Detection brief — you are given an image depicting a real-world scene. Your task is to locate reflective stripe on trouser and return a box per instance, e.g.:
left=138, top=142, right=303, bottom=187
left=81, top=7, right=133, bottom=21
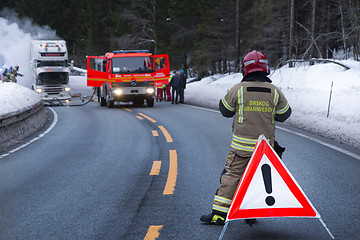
left=212, top=149, right=251, bottom=216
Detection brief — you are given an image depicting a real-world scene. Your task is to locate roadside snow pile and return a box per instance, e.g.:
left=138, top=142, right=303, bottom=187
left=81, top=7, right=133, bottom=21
left=185, top=73, right=243, bottom=109
left=272, top=60, right=360, bottom=148
left=185, top=60, right=360, bottom=148
left=0, top=82, right=41, bottom=116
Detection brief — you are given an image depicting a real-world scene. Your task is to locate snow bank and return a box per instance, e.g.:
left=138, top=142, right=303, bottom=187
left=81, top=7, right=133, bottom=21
left=271, top=61, right=360, bottom=147
left=185, top=60, right=360, bottom=149
left=0, top=82, right=41, bottom=116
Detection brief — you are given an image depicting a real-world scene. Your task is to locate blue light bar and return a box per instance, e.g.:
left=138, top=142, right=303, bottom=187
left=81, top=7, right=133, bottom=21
left=113, top=50, right=149, bottom=54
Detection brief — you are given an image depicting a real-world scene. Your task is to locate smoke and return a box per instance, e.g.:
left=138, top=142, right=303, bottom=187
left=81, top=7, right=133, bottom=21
left=0, top=8, right=61, bottom=88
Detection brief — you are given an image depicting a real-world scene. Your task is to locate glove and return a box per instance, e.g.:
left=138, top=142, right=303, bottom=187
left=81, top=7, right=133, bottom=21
left=274, top=141, right=285, bottom=158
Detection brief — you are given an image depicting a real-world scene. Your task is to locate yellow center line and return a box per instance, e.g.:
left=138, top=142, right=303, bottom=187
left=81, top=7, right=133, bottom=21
left=152, top=130, right=159, bottom=136
left=138, top=113, right=157, bottom=123
left=163, top=150, right=177, bottom=195
left=124, top=108, right=132, bottom=112
left=150, top=161, right=161, bottom=175
left=144, top=225, right=163, bottom=240
left=158, top=126, right=173, bottom=143
left=136, top=116, right=144, bottom=120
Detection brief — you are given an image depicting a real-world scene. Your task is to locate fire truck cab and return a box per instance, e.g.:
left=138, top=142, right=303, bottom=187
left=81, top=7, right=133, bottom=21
left=87, top=50, right=170, bottom=108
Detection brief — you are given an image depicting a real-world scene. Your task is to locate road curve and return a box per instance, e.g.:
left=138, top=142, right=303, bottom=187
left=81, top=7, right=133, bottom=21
left=0, top=101, right=359, bottom=240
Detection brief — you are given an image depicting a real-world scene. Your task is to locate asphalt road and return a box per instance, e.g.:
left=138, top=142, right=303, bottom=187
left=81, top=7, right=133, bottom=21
left=0, top=100, right=359, bottom=240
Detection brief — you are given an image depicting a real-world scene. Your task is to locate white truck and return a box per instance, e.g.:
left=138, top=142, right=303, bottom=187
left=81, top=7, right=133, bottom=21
left=30, top=40, right=71, bottom=101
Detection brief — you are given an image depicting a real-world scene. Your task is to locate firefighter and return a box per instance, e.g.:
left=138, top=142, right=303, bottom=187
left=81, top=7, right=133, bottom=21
left=165, top=72, right=173, bottom=101
left=156, top=83, right=165, bottom=102
left=10, top=65, right=23, bottom=83
left=170, top=71, right=182, bottom=104
left=200, top=50, right=292, bottom=225
left=3, top=72, right=11, bottom=82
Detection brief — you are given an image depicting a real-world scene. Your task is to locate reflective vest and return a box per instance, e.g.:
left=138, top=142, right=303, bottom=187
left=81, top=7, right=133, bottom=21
left=221, top=80, right=290, bottom=157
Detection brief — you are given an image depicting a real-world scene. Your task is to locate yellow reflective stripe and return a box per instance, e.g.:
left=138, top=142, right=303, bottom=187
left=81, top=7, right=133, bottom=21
left=221, top=98, right=235, bottom=112
left=272, top=89, right=280, bottom=123
left=276, top=103, right=290, bottom=114
left=238, top=86, right=244, bottom=123
left=231, top=134, right=267, bottom=152
left=214, top=196, right=232, bottom=205
left=232, top=135, right=258, bottom=145
left=231, top=141, right=255, bottom=152
left=212, top=204, right=229, bottom=213
left=273, top=89, right=279, bottom=106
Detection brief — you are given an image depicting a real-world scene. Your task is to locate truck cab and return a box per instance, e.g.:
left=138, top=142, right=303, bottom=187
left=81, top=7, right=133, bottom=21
left=30, top=40, right=71, bottom=101
left=87, top=50, right=170, bottom=108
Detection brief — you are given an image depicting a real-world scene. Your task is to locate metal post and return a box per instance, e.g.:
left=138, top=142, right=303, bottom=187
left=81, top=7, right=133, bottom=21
left=327, top=81, right=334, bottom=118
left=218, top=222, right=229, bottom=240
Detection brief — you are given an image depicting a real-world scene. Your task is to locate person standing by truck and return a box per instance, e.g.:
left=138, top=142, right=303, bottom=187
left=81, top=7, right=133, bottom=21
left=169, top=71, right=182, bottom=104
left=179, top=70, right=186, bottom=103
left=165, top=72, right=174, bottom=101
left=156, top=83, right=165, bottom=102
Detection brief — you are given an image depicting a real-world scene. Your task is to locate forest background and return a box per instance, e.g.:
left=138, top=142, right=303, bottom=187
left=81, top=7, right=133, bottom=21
left=1, top=0, right=359, bottom=78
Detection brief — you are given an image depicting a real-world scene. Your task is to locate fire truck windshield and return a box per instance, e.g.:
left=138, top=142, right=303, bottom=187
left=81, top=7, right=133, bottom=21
left=112, top=56, right=152, bottom=74
left=37, top=72, right=69, bottom=85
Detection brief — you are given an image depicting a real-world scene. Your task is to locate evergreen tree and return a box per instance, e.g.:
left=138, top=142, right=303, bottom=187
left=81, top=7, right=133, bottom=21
left=1, top=0, right=359, bottom=74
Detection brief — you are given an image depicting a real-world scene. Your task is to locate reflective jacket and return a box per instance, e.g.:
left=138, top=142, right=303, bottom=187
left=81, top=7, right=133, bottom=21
left=219, top=72, right=291, bottom=157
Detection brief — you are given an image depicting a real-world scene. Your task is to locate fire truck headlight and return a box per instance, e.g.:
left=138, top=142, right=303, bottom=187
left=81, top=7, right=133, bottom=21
left=114, top=89, right=122, bottom=95
left=146, top=87, right=155, bottom=94
left=64, top=87, right=71, bottom=92
left=35, top=88, right=42, bottom=93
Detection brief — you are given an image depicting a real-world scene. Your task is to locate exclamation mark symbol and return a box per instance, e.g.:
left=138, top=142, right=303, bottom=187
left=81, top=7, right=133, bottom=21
left=261, top=164, right=275, bottom=206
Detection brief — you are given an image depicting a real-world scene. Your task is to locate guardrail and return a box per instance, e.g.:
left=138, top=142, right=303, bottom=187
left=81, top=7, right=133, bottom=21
left=0, top=102, right=44, bottom=128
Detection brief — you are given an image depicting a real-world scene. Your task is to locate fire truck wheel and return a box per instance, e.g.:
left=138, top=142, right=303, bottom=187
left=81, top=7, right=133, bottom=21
left=107, top=99, right=114, bottom=108
left=99, top=96, right=106, bottom=106
left=146, top=98, right=154, bottom=107
left=98, top=88, right=106, bottom=106
left=106, top=94, right=114, bottom=108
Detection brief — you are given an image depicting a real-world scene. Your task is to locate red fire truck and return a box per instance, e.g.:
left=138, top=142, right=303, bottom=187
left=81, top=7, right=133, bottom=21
left=87, top=50, right=170, bottom=107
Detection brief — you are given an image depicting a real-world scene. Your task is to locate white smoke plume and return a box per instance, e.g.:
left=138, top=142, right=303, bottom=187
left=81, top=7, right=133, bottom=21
left=0, top=8, right=61, bottom=88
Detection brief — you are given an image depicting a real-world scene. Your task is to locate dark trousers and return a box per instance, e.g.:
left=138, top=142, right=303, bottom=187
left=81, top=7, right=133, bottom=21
left=179, top=88, right=184, bottom=103
left=171, top=87, right=179, bottom=104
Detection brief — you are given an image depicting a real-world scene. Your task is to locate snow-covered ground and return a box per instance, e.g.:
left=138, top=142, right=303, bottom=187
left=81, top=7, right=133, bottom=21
left=185, top=60, right=360, bottom=149
left=1, top=60, right=359, bottom=150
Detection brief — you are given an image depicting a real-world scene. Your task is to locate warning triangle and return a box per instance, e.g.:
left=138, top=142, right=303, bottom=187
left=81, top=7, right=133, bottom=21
left=227, top=135, right=320, bottom=221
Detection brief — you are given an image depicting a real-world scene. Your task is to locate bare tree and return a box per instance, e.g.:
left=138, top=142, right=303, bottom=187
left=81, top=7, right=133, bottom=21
left=310, top=0, right=316, bottom=59
left=235, top=0, right=241, bottom=72
left=338, top=0, right=348, bottom=59
left=115, top=0, right=157, bottom=52
left=289, top=0, right=295, bottom=66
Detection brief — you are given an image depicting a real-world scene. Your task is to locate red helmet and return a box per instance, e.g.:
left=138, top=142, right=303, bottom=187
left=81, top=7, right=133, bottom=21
left=241, top=50, right=270, bottom=76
